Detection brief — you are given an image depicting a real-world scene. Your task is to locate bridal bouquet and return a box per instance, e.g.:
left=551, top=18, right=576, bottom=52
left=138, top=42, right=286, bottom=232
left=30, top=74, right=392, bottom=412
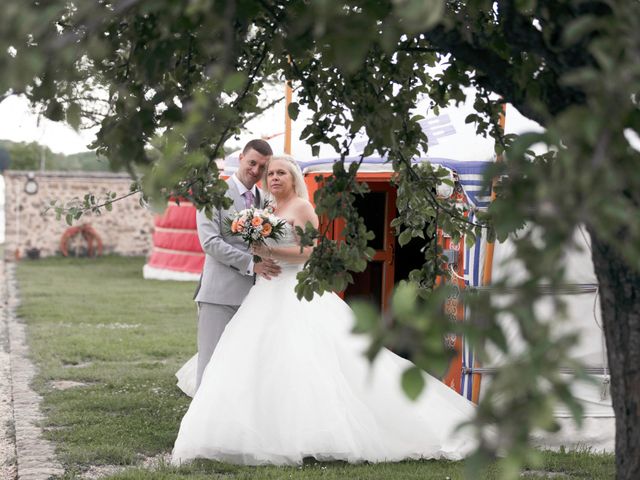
left=225, top=207, right=287, bottom=262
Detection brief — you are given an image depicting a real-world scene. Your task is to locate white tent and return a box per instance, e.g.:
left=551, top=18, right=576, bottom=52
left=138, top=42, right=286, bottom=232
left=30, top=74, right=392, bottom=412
left=477, top=227, right=614, bottom=451
left=224, top=89, right=498, bottom=173
left=459, top=107, right=614, bottom=451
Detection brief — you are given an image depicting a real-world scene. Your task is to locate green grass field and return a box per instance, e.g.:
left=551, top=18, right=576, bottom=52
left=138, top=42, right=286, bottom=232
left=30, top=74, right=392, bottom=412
left=17, top=256, right=196, bottom=476
left=15, top=256, right=615, bottom=479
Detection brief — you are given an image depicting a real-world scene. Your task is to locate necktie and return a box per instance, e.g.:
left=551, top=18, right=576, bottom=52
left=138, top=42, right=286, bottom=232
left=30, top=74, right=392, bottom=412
left=243, top=190, right=255, bottom=209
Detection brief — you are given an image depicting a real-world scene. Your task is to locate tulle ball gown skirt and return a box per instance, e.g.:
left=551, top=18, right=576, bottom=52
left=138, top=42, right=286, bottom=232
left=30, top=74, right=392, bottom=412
left=171, top=266, right=477, bottom=466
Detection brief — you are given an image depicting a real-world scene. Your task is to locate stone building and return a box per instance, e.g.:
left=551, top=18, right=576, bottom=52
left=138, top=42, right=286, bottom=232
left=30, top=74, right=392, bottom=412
left=3, top=171, right=155, bottom=259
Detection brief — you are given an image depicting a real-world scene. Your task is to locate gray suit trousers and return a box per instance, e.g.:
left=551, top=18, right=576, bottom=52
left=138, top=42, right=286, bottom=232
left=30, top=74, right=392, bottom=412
left=196, top=302, right=239, bottom=390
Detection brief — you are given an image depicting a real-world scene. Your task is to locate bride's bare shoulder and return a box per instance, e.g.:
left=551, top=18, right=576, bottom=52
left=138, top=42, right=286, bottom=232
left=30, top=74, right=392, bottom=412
left=292, top=197, right=313, bottom=210
left=291, top=198, right=318, bottom=227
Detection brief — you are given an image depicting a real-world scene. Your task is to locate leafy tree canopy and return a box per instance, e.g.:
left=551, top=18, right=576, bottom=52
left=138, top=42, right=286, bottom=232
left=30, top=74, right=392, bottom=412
left=1, top=1, right=639, bottom=478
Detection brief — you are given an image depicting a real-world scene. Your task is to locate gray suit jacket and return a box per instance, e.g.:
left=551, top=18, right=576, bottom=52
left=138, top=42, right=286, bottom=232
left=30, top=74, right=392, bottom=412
left=193, top=177, right=263, bottom=306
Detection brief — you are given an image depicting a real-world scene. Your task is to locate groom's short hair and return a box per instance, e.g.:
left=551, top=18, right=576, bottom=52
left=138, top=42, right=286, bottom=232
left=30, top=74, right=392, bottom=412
left=243, top=139, right=273, bottom=157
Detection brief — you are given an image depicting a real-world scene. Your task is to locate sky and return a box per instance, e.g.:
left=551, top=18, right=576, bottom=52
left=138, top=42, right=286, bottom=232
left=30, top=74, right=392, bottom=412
left=2, top=88, right=638, bottom=244
left=3, top=89, right=637, bottom=160
left=0, top=95, right=98, bottom=243
left=0, top=90, right=287, bottom=156
left=0, top=95, right=98, bottom=154
left=0, top=89, right=539, bottom=247
left=0, top=89, right=545, bottom=159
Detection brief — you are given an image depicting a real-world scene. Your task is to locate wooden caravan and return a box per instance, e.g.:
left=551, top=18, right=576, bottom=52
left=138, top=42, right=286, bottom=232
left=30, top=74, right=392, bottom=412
left=144, top=95, right=497, bottom=396
left=298, top=156, right=493, bottom=394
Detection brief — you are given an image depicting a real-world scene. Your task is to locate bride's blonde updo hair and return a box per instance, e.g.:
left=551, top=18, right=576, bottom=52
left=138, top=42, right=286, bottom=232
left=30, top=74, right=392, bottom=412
left=263, top=155, right=309, bottom=201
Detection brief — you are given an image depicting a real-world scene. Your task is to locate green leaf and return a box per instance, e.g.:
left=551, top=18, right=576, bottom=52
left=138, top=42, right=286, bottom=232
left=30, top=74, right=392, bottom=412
left=330, top=32, right=371, bottom=74
left=222, top=72, right=246, bottom=93
left=393, top=0, right=444, bottom=34
left=287, top=102, right=299, bottom=121
left=562, top=15, right=599, bottom=46
left=401, top=366, right=425, bottom=401
left=555, top=383, right=585, bottom=425
left=515, top=0, right=537, bottom=13
left=66, top=102, right=82, bottom=130
left=303, top=286, right=314, bottom=302
left=350, top=301, right=379, bottom=334
left=465, top=113, right=479, bottom=124
left=45, top=100, right=65, bottom=122
left=353, top=257, right=367, bottom=272
left=487, top=325, right=509, bottom=352
left=398, top=229, right=413, bottom=247
left=497, top=456, right=522, bottom=480
left=392, top=282, right=417, bottom=319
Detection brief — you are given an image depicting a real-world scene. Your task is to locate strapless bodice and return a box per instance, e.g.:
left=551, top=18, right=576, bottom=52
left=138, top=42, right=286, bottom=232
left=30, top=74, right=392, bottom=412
left=264, top=221, right=298, bottom=248
left=261, top=222, right=302, bottom=273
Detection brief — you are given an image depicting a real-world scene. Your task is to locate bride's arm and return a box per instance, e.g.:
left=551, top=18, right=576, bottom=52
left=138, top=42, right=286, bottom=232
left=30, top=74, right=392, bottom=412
left=259, top=201, right=319, bottom=264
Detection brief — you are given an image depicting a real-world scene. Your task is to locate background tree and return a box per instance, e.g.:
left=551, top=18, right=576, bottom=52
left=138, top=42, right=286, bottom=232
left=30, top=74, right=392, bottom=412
left=0, top=146, right=10, bottom=171
left=1, top=1, right=638, bottom=478
left=0, top=140, right=43, bottom=171
left=0, top=140, right=113, bottom=171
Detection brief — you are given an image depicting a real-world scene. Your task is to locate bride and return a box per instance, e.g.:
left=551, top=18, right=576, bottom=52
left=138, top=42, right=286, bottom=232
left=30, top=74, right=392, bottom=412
left=171, top=155, right=477, bottom=466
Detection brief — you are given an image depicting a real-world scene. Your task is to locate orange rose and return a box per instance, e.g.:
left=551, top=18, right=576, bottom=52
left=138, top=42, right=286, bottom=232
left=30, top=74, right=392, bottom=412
left=261, top=223, right=272, bottom=236
left=251, top=216, right=264, bottom=227
left=236, top=219, right=245, bottom=232
left=231, top=220, right=238, bottom=233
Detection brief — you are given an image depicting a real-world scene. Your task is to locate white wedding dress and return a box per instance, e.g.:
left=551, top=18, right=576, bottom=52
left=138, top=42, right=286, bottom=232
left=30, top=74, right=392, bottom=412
left=171, top=224, right=477, bottom=466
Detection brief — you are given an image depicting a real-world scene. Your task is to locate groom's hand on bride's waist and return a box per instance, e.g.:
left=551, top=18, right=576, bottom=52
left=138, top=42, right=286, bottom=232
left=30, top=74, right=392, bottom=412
left=254, top=258, right=281, bottom=280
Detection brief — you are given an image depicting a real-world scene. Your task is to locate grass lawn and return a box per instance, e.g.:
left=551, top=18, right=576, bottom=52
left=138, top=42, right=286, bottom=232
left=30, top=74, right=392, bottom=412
left=16, top=256, right=615, bottom=479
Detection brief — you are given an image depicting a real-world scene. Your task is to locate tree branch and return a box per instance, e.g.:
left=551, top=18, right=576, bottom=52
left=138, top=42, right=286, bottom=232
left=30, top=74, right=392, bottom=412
left=396, top=151, right=486, bottom=229
left=421, top=23, right=586, bottom=125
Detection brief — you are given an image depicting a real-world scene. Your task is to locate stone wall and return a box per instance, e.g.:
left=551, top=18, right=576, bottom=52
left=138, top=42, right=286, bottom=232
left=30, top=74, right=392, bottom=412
left=3, top=171, right=155, bottom=259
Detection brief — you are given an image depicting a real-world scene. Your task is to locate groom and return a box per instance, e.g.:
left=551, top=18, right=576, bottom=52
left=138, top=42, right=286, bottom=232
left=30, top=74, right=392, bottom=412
left=193, top=139, right=281, bottom=390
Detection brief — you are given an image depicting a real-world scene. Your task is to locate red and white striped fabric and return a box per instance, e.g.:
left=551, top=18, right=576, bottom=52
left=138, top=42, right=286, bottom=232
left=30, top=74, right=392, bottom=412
left=143, top=199, right=203, bottom=281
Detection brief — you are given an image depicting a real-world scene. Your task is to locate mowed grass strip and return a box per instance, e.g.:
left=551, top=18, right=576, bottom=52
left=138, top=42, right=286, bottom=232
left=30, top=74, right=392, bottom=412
left=16, top=256, right=615, bottom=479
left=16, top=256, right=196, bottom=472
left=107, top=458, right=469, bottom=479
left=94, top=449, right=616, bottom=480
